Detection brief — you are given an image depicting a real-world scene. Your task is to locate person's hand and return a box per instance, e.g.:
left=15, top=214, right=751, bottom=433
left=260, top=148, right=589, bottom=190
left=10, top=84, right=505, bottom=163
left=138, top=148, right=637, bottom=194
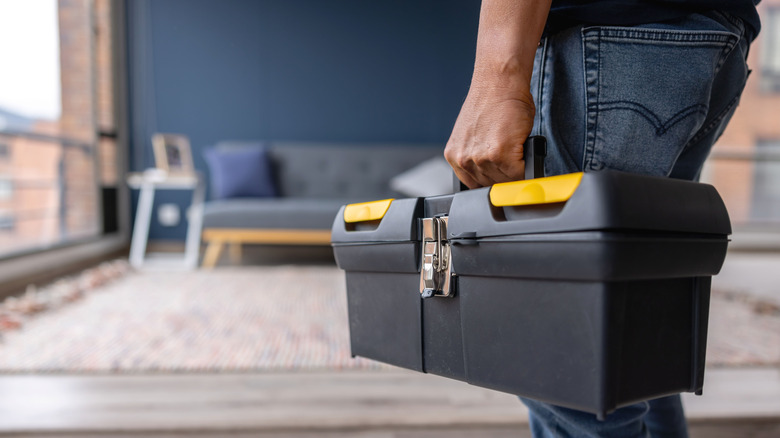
left=443, top=0, right=550, bottom=189
left=444, top=82, right=535, bottom=189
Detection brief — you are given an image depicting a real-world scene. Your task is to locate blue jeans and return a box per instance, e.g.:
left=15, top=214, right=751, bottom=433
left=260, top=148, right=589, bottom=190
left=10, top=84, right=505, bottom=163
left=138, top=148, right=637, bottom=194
left=523, top=10, right=752, bottom=438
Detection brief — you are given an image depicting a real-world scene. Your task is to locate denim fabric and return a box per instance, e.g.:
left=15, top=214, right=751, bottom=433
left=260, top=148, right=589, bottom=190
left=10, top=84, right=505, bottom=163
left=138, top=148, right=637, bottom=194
left=524, top=10, right=752, bottom=438
left=521, top=395, right=687, bottom=438
left=532, top=11, right=751, bottom=181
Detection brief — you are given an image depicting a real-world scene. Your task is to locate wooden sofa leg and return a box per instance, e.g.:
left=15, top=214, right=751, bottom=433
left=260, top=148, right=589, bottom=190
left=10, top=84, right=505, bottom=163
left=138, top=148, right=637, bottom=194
left=202, top=240, right=224, bottom=269
left=229, top=242, right=242, bottom=264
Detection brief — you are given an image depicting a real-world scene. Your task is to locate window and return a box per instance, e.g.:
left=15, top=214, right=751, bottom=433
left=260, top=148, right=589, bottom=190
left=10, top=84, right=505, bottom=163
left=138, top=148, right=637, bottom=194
left=0, top=212, right=14, bottom=231
left=0, top=178, right=11, bottom=200
left=0, top=0, right=119, bottom=257
left=750, top=141, right=780, bottom=222
left=760, top=7, right=780, bottom=93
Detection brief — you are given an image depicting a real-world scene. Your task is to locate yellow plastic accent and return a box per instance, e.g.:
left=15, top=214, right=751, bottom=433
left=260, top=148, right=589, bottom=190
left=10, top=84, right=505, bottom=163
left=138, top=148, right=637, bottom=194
left=490, top=173, right=584, bottom=207
left=344, top=198, right=394, bottom=223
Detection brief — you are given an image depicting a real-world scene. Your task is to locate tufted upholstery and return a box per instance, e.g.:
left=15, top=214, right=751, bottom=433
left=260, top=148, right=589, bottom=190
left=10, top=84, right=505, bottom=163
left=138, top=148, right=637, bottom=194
left=202, top=141, right=444, bottom=232
left=268, top=142, right=443, bottom=199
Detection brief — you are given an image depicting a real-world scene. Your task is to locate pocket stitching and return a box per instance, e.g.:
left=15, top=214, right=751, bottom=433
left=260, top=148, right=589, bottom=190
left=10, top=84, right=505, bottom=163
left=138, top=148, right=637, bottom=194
left=596, top=101, right=708, bottom=136
left=581, top=26, right=740, bottom=172
left=584, top=26, right=739, bottom=43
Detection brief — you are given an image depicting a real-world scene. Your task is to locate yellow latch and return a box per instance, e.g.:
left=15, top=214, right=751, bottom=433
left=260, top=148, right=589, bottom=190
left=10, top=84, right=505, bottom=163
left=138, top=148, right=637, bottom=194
left=490, top=173, right=583, bottom=207
left=343, top=199, right=394, bottom=223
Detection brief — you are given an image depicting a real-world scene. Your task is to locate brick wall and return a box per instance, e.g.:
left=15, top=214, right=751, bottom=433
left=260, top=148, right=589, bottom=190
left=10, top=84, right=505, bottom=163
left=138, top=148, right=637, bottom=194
left=708, top=1, right=780, bottom=224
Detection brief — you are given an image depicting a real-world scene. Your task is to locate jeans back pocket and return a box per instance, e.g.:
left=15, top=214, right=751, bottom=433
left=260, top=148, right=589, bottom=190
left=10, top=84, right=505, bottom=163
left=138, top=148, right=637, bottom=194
left=582, top=23, right=740, bottom=176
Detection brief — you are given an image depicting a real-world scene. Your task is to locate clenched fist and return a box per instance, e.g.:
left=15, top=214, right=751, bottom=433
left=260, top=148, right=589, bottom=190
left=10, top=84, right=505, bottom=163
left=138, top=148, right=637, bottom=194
left=445, top=84, right=535, bottom=189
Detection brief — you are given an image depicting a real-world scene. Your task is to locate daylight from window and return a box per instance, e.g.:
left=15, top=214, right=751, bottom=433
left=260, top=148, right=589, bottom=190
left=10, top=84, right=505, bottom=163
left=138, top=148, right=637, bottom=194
left=0, top=0, right=103, bottom=258
left=0, top=0, right=61, bottom=123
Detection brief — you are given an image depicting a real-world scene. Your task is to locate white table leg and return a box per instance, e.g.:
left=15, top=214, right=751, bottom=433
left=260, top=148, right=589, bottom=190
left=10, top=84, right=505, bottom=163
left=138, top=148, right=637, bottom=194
left=129, top=182, right=155, bottom=269
left=184, top=176, right=206, bottom=269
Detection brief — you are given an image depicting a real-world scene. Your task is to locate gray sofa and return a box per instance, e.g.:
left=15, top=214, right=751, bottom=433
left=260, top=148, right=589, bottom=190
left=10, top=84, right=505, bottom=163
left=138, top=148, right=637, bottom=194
left=201, top=141, right=444, bottom=267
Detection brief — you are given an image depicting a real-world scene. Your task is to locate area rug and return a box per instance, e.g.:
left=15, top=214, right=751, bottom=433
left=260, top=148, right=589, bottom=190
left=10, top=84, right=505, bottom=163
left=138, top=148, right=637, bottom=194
left=0, top=266, right=384, bottom=372
left=0, top=264, right=777, bottom=373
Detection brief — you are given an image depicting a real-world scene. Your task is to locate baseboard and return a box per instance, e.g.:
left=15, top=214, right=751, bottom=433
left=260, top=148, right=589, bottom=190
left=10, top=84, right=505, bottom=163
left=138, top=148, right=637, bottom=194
left=0, top=236, right=129, bottom=300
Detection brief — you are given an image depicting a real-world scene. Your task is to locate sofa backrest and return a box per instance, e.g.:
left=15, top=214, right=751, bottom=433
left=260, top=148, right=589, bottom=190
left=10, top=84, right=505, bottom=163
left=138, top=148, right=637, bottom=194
left=268, top=142, right=443, bottom=199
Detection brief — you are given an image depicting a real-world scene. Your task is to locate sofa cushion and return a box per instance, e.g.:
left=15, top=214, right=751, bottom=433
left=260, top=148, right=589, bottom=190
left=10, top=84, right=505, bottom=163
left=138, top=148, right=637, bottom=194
left=203, top=198, right=363, bottom=230
left=268, top=143, right=443, bottom=199
left=203, top=145, right=277, bottom=199
left=390, top=156, right=455, bottom=197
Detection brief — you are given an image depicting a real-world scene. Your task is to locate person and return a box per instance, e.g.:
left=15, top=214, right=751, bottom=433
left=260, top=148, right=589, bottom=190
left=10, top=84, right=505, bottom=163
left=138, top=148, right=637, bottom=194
left=444, top=0, right=760, bottom=437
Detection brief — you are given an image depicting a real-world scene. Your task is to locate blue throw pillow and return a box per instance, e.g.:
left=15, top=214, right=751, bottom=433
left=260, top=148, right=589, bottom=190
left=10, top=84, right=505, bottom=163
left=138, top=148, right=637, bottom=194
left=203, top=145, right=277, bottom=199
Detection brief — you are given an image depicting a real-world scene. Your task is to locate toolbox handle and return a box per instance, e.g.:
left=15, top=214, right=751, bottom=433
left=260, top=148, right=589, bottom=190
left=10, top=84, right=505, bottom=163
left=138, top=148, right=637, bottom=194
left=451, top=136, right=547, bottom=192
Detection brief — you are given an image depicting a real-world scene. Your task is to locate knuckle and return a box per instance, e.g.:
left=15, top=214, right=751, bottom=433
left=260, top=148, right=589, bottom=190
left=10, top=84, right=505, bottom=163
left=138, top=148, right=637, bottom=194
left=454, top=153, right=474, bottom=170
left=443, top=147, right=457, bottom=164
left=472, top=154, right=490, bottom=167
left=485, top=148, right=504, bottom=164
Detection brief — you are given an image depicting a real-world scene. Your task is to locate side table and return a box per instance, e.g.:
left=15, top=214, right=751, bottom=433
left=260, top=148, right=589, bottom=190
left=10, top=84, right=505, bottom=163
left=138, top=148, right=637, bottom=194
left=127, top=170, right=205, bottom=270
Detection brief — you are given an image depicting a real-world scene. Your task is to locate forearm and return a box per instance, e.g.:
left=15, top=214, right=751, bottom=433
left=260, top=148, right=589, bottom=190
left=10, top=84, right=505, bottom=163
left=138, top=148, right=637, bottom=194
left=444, top=0, right=552, bottom=188
left=472, top=0, right=552, bottom=90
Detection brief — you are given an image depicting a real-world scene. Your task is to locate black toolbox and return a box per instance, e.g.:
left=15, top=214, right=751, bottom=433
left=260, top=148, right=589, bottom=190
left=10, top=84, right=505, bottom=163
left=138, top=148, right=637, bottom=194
left=330, top=138, right=730, bottom=419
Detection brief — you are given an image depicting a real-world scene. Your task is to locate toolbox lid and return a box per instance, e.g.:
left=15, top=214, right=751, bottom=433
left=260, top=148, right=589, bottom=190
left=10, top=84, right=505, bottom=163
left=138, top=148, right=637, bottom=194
left=331, top=197, right=423, bottom=244
left=448, top=170, right=731, bottom=239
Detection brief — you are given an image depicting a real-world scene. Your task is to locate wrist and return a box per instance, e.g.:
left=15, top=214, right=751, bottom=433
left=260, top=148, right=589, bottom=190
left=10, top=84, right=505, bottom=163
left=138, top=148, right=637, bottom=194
left=471, top=56, right=532, bottom=92
left=471, top=32, right=538, bottom=91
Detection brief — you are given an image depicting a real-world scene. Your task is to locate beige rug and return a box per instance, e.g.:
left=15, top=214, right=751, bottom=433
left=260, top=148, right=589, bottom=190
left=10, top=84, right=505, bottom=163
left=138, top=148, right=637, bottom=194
left=0, top=265, right=776, bottom=372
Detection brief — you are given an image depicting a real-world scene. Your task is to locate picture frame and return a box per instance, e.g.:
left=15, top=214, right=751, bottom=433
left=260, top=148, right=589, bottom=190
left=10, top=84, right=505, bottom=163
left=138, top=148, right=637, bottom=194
left=152, top=133, right=195, bottom=175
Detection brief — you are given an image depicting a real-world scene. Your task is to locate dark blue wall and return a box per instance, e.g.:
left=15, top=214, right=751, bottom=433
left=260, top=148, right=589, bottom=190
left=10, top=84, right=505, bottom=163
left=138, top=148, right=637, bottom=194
left=127, top=0, right=479, bottom=239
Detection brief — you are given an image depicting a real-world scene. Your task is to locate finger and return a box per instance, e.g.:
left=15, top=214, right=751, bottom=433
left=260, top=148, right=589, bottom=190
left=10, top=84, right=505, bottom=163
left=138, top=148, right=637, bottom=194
left=473, top=148, right=521, bottom=185
left=494, top=143, right=526, bottom=182
left=496, top=159, right=526, bottom=182
left=471, top=163, right=506, bottom=188
left=452, top=165, right=482, bottom=190
left=450, top=154, right=492, bottom=189
left=462, top=157, right=498, bottom=188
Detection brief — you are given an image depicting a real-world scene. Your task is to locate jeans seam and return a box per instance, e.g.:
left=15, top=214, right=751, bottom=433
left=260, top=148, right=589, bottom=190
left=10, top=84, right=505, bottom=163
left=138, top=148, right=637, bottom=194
left=582, top=30, right=601, bottom=171
left=686, top=89, right=743, bottom=147
left=537, top=37, right=548, bottom=138
left=596, top=101, right=708, bottom=136
left=591, top=26, right=739, bottom=42
left=580, top=31, right=588, bottom=171
left=713, top=35, right=740, bottom=75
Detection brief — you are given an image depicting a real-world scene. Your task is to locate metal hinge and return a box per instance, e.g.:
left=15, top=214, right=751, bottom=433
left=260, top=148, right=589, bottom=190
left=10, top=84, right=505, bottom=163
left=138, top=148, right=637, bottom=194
left=419, top=216, right=453, bottom=298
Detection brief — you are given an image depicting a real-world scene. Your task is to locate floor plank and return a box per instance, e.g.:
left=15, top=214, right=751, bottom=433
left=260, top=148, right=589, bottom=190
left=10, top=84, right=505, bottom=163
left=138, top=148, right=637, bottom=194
left=0, top=368, right=777, bottom=435
left=0, top=371, right=525, bottom=433
left=2, top=422, right=780, bottom=438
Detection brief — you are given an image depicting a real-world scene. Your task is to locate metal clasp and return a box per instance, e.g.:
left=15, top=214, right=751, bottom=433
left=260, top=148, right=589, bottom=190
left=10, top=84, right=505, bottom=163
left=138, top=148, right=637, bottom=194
left=419, top=216, right=453, bottom=298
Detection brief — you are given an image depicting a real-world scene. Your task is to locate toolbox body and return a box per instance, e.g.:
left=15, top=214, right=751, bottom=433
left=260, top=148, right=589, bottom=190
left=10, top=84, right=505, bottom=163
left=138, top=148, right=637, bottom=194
left=331, top=166, right=730, bottom=419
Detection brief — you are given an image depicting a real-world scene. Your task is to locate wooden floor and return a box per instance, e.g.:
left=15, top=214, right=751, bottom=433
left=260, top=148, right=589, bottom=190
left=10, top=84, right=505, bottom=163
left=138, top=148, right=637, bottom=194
left=0, top=368, right=778, bottom=437
left=1, top=424, right=780, bottom=438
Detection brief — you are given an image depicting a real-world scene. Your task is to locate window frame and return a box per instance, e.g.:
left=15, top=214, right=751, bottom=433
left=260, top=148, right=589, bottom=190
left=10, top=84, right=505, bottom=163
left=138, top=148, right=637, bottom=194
left=0, top=0, right=129, bottom=295
left=760, top=6, right=780, bottom=93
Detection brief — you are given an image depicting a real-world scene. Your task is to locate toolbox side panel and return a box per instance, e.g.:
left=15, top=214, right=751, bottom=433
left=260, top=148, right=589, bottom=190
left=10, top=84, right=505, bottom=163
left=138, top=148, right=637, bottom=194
left=691, top=277, right=711, bottom=394
left=333, top=242, right=420, bottom=273
left=458, top=276, right=710, bottom=415
left=422, top=287, right=466, bottom=381
left=346, top=272, right=423, bottom=372
left=611, top=278, right=706, bottom=405
left=459, top=277, right=607, bottom=413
